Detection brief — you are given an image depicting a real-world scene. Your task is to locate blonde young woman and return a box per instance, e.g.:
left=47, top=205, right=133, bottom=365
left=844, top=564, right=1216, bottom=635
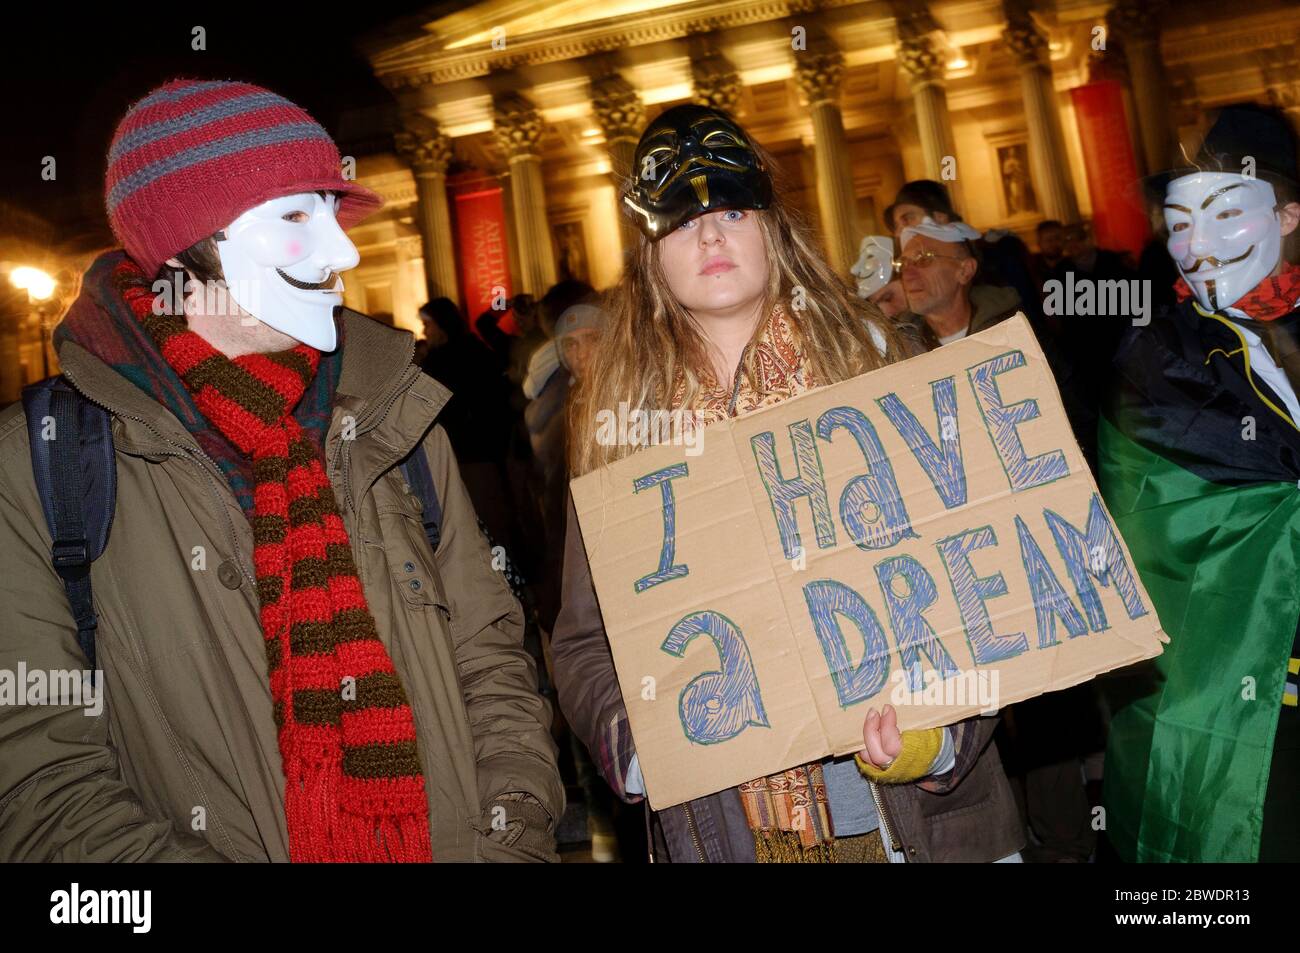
left=551, top=105, right=1024, bottom=863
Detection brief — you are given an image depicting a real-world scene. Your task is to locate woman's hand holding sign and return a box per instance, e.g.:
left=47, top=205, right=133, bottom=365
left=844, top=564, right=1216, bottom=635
left=861, top=705, right=903, bottom=768
left=857, top=704, right=945, bottom=784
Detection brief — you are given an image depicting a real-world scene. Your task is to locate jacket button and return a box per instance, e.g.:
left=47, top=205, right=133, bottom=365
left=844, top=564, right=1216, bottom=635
left=217, top=561, right=242, bottom=590
left=403, top=561, right=416, bottom=573
left=409, top=579, right=422, bottom=592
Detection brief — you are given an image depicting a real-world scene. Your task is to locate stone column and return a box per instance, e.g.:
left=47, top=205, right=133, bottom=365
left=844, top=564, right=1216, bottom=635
left=394, top=115, right=458, bottom=303
left=0, top=340, right=18, bottom=403
left=0, top=289, right=23, bottom=406
left=394, top=234, right=427, bottom=333
left=1108, top=0, right=1173, bottom=175
left=1003, top=1, right=1079, bottom=222
left=794, top=46, right=861, bottom=274
left=499, top=170, right=523, bottom=297
left=896, top=27, right=961, bottom=207
left=494, top=95, right=556, bottom=297
left=590, top=72, right=647, bottom=258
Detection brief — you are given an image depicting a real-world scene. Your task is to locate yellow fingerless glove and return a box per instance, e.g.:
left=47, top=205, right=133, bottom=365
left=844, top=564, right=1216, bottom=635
left=855, top=727, right=944, bottom=784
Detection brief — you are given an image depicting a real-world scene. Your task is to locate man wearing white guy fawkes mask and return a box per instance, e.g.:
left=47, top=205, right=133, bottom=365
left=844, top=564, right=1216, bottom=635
left=1164, top=173, right=1294, bottom=315
left=0, top=79, right=561, bottom=863
left=1098, top=104, right=1300, bottom=864
left=210, top=190, right=360, bottom=352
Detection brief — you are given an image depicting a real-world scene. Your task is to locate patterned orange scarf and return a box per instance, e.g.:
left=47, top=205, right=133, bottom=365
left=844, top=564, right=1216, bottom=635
left=680, top=303, right=836, bottom=862
left=677, top=301, right=820, bottom=422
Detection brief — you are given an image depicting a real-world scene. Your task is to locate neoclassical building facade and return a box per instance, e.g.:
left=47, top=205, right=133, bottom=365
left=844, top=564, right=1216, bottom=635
left=339, top=0, right=1300, bottom=337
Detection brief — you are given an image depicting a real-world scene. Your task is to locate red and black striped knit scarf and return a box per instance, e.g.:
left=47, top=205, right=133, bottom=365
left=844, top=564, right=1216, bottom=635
left=122, top=267, right=432, bottom=863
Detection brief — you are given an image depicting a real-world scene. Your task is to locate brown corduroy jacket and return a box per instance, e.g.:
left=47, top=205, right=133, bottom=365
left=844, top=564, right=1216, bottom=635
left=0, top=310, right=563, bottom=861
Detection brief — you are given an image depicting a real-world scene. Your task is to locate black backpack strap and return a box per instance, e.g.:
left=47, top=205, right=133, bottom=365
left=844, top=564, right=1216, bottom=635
left=398, top=440, right=442, bottom=554
left=22, top=377, right=117, bottom=670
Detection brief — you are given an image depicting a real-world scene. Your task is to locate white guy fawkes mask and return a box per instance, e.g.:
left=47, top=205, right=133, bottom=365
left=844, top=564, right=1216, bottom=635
left=851, top=235, right=894, bottom=299
left=1164, top=171, right=1282, bottom=313
left=214, top=191, right=360, bottom=351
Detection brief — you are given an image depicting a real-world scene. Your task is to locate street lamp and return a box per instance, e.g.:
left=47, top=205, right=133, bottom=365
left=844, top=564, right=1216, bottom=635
left=9, top=266, right=58, bottom=378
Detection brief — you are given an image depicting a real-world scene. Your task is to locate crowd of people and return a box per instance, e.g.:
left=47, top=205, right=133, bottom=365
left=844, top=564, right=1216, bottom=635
left=419, top=101, right=1300, bottom=864
left=1, top=77, right=1295, bottom=864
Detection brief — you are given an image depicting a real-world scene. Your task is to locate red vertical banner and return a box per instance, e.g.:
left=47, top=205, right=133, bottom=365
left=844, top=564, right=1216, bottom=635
left=1070, top=80, right=1150, bottom=259
left=452, top=185, right=512, bottom=324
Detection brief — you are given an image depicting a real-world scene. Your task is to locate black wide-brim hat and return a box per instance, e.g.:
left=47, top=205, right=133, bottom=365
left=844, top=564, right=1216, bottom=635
left=622, top=104, right=773, bottom=241
left=1140, top=102, right=1300, bottom=209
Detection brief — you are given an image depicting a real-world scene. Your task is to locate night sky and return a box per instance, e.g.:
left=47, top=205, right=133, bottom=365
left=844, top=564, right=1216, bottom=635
left=1, top=4, right=459, bottom=250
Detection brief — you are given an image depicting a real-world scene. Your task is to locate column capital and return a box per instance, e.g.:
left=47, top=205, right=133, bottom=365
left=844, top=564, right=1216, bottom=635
left=1263, top=42, right=1300, bottom=111
left=1268, top=82, right=1300, bottom=112
left=493, top=94, right=545, bottom=160
left=691, top=51, right=743, bottom=114
left=395, top=233, right=424, bottom=261
left=394, top=115, right=452, bottom=175
left=590, top=73, right=646, bottom=143
left=1107, top=0, right=1168, bottom=44
left=896, top=31, right=943, bottom=86
left=794, top=48, right=845, bottom=107
left=1002, top=1, right=1049, bottom=68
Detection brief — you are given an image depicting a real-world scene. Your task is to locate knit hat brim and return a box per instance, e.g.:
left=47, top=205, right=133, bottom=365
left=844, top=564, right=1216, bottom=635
left=125, top=176, right=383, bottom=278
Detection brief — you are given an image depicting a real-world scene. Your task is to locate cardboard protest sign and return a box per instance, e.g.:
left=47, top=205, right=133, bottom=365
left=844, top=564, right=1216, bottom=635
left=570, top=315, right=1167, bottom=810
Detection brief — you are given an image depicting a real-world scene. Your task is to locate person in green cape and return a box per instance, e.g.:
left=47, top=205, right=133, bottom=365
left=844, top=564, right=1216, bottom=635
left=1101, top=103, right=1300, bottom=862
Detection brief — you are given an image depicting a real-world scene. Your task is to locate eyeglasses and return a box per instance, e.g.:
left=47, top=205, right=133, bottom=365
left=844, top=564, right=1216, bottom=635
left=893, top=250, right=967, bottom=270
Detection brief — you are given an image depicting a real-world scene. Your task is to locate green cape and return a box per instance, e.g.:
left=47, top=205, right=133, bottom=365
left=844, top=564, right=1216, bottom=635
left=1099, top=303, right=1297, bottom=862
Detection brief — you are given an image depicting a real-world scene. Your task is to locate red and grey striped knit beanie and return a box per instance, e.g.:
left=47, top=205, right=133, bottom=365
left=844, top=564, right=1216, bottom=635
left=106, top=79, right=382, bottom=277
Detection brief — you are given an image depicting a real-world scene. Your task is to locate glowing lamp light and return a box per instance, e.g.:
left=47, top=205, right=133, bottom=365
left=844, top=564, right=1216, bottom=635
left=10, top=266, right=56, bottom=301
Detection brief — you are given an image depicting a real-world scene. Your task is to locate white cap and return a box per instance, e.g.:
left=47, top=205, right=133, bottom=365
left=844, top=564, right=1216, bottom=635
left=899, top=215, right=982, bottom=249
left=555, top=302, right=605, bottom=342
left=850, top=235, right=894, bottom=298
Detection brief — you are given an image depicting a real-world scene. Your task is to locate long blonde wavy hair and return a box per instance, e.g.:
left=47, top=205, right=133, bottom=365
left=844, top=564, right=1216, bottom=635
left=568, top=143, right=902, bottom=477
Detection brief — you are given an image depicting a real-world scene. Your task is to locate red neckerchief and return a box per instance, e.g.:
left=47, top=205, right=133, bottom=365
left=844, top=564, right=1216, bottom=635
left=1175, top=261, right=1300, bottom=320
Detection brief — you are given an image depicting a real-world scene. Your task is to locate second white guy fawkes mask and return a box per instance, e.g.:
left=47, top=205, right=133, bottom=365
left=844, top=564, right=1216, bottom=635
left=1163, top=171, right=1282, bottom=313
left=215, top=191, right=361, bottom=351
left=850, top=235, right=895, bottom=299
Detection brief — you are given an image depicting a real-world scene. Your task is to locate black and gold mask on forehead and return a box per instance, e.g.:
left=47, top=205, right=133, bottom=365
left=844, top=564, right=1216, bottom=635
left=623, top=104, right=772, bottom=241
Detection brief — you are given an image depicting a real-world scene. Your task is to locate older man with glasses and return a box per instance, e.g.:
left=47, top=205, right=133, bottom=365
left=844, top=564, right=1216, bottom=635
left=894, top=218, right=1023, bottom=349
